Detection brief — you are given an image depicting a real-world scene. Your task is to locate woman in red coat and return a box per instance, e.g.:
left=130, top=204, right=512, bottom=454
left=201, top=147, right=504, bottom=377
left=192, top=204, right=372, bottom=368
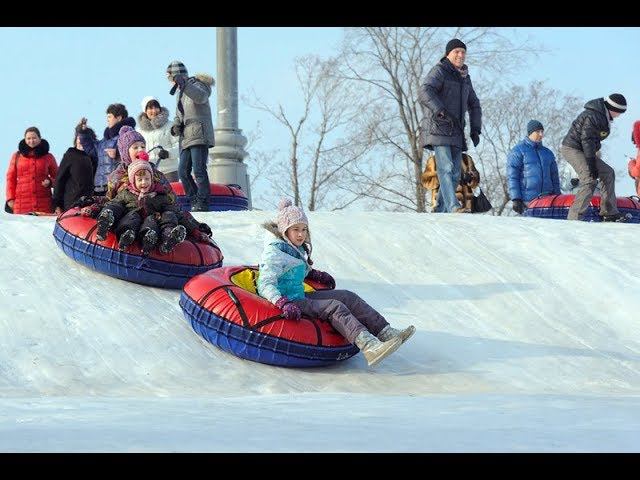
left=628, top=121, right=640, bottom=197
left=5, top=127, right=58, bottom=214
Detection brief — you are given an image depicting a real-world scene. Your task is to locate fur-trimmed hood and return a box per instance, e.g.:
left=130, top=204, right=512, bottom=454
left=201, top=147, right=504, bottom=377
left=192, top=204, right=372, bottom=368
left=137, top=107, right=170, bottom=132
left=194, top=73, right=215, bottom=87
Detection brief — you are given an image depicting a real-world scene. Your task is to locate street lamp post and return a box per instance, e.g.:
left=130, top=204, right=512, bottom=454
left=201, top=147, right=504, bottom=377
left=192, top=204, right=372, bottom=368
left=209, top=27, right=251, bottom=208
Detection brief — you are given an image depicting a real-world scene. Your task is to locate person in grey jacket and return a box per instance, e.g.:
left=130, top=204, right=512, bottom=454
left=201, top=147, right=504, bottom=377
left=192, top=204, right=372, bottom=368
left=418, top=39, right=482, bottom=213
left=167, top=60, right=215, bottom=211
left=561, top=94, right=628, bottom=222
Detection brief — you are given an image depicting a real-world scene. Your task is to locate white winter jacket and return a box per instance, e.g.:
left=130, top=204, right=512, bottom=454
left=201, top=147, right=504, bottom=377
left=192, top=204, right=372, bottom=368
left=136, top=107, right=179, bottom=178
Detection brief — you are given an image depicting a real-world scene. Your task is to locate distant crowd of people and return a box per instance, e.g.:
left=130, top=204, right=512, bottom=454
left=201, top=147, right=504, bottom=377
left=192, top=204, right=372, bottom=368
left=417, top=38, right=635, bottom=222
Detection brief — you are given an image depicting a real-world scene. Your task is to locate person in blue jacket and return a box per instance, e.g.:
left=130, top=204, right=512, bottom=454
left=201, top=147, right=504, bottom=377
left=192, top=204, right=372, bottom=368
left=506, top=120, right=560, bottom=214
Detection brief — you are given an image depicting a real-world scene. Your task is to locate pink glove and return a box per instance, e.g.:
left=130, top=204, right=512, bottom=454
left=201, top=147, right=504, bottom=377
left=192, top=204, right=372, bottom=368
left=306, top=269, right=336, bottom=289
left=275, top=297, right=301, bottom=321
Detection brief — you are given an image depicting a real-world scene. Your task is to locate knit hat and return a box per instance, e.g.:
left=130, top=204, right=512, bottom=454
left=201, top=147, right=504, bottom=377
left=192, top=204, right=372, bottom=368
left=141, top=96, right=160, bottom=113
left=276, top=198, right=308, bottom=236
left=166, top=60, right=188, bottom=80
left=527, top=120, right=544, bottom=135
left=128, top=159, right=154, bottom=191
left=445, top=39, right=467, bottom=57
left=117, top=125, right=146, bottom=165
left=604, top=93, right=627, bottom=113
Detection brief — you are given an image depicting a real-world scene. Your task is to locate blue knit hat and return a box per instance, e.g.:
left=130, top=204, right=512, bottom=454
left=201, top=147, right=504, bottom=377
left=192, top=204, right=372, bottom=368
left=527, top=120, right=544, bottom=135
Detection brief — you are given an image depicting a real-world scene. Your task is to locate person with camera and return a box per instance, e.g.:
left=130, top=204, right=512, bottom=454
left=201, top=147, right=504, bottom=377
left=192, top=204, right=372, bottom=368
left=418, top=38, right=482, bottom=213
left=506, top=120, right=560, bottom=215
left=167, top=60, right=215, bottom=212
left=136, top=96, right=180, bottom=182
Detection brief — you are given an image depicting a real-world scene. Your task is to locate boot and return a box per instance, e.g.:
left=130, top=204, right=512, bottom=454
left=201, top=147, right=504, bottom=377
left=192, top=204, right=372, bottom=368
left=159, top=225, right=187, bottom=254
left=117, top=229, right=136, bottom=251
left=354, top=330, right=402, bottom=367
left=377, top=324, right=416, bottom=344
left=140, top=229, right=158, bottom=255
left=96, top=209, right=115, bottom=241
left=601, top=212, right=630, bottom=223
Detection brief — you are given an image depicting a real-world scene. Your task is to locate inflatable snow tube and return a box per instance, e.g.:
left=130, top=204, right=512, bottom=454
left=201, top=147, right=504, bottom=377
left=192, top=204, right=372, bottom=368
left=180, top=265, right=359, bottom=367
left=523, top=194, right=640, bottom=223
left=170, top=182, right=249, bottom=212
left=53, top=208, right=224, bottom=289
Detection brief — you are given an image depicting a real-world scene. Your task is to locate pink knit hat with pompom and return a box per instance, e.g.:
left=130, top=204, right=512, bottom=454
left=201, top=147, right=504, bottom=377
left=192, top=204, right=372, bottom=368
left=128, top=160, right=154, bottom=192
left=276, top=198, right=308, bottom=236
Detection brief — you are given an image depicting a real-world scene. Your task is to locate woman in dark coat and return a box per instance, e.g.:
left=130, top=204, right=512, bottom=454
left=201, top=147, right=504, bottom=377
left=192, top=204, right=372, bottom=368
left=53, top=126, right=98, bottom=213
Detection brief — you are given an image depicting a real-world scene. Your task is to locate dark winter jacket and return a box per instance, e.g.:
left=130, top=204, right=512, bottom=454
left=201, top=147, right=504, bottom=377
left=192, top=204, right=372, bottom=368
left=107, top=188, right=180, bottom=219
left=506, top=137, right=560, bottom=202
left=418, top=58, right=482, bottom=150
left=52, top=148, right=95, bottom=210
left=562, top=98, right=611, bottom=160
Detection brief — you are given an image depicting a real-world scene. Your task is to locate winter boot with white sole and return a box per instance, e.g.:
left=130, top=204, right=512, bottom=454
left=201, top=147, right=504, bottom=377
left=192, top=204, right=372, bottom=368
left=354, top=330, right=402, bottom=367
left=377, top=325, right=416, bottom=344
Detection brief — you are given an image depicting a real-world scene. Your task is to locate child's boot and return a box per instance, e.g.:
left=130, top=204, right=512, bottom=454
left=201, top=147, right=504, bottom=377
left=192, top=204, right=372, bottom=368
left=140, top=229, right=158, bottom=255
left=117, top=229, right=136, bottom=251
left=96, top=209, right=115, bottom=241
left=377, top=324, right=416, bottom=344
left=159, top=225, right=187, bottom=254
left=354, top=330, right=402, bottom=367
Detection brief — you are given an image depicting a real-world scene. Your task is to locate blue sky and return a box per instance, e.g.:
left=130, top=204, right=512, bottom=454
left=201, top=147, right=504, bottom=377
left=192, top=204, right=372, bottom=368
left=1, top=26, right=639, bottom=207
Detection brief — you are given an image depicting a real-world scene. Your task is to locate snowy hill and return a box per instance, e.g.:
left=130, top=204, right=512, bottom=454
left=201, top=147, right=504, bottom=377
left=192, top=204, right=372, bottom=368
left=0, top=211, right=639, bottom=452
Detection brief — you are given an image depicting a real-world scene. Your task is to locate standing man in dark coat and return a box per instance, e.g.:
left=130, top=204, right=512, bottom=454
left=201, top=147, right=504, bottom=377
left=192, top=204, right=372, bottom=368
left=419, top=39, right=482, bottom=213
left=561, top=94, right=628, bottom=222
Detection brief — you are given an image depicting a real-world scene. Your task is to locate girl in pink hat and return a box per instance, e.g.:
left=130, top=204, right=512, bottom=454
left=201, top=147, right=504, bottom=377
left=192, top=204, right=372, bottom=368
left=256, top=198, right=415, bottom=368
left=95, top=153, right=186, bottom=254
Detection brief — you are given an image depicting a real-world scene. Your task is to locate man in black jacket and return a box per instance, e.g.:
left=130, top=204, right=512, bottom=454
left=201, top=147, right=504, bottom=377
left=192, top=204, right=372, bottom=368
left=418, top=38, right=482, bottom=213
left=561, top=94, right=627, bottom=222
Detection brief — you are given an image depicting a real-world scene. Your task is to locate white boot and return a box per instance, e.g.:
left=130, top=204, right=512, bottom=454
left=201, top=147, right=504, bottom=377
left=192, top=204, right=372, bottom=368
left=354, top=330, right=402, bottom=367
left=378, top=325, right=416, bottom=344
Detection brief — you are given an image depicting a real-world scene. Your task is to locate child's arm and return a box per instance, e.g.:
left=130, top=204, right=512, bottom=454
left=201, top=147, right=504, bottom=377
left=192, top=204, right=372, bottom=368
left=258, top=245, right=287, bottom=305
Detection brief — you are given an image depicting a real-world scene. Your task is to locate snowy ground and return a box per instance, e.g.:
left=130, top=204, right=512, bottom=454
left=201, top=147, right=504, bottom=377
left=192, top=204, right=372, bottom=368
left=0, top=210, right=639, bottom=452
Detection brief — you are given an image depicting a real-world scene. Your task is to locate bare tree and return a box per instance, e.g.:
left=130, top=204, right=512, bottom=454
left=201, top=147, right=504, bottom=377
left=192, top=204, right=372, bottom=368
left=245, top=55, right=371, bottom=211
left=473, top=80, right=583, bottom=215
left=333, top=27, right=539, bottom=212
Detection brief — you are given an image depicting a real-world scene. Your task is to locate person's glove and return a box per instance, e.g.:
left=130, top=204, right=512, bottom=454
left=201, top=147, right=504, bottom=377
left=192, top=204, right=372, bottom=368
left=171, top=124, right=183, bottom=137
left=174, top=74, right=187, bottom=89
left=306, top=269, right=336, bottom=289
left=470, top=132, right=480, bottom=148
left=512, top=199, right=525, bottom=215
left=587, top=159, right=599, bottom=180
left=158, top=148, right=169, bottom=160
left=436, top=109, right=448, bottom=120
left=73, top=195, right=96, bottom=208
left=198, top=222, right=212, bottom=237
left=135, top=151, right=149, bottom=161
left=275, top=297, right=301, bottom=321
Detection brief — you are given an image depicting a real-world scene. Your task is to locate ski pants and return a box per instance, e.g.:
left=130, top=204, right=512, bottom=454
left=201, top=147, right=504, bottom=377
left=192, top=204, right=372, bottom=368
left=561, top=145, right=619, bottom=220
left=292, top=289, right=389, bottom=344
